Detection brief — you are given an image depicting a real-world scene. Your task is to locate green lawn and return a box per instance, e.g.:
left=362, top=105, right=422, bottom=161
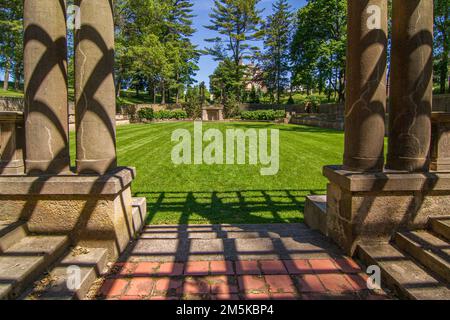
left=70, top=122, right=345, bottom=225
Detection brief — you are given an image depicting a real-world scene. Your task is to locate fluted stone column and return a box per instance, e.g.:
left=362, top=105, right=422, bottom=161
left=387, top=0, right=434, bottom=172
left=343, top=0, right=388, bottom=172
left=75, top=0, right=117, bottom=174
left=24, top=0, right=70, bottom=174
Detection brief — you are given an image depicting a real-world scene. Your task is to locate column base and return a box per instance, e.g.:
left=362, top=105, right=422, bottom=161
left=76, top=158, right=117, bottom=175
left=0, top=159, right=24, bottom=175
left=0, top=167, right=145, bottom=261
left=316, top=165, right=450, bottom=255
left=385, top=157, right=430, bottom=173
left=25, top=159, right=71, bottom=175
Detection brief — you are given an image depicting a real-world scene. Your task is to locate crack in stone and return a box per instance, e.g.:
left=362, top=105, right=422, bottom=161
left=45, top=125, right=54, bottom=159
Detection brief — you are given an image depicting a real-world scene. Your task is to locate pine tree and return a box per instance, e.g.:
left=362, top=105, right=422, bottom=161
left=262, top=0, right=293, bottom=104
left=205, top=0, right=264, bottom=101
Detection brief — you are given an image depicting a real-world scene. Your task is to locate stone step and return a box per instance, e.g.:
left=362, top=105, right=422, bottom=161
left=23, top=247, right=108, bottom=300
left=357, top=243, right=450, bottom=300
left=430, top=217, right=450, bottom=242
left=0, top=221, right=27, bottom=253
left=126, top=236, right=342, bottom=262
left=141, top=223, right=313, bottom=240
left=132, top=197, right=147, bottom=236
left=0, top=235, right=69, bottom=299
left=395, top=231, right=450, bottom=283
left=304, top=195, right=327, bottom=236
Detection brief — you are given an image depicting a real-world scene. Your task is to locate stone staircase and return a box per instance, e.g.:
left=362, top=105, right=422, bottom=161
left=358, top=217, right=450, bottom=300
left=304, top=195, right=450, bottom=300
left=0, top=197, right=146, bottom=300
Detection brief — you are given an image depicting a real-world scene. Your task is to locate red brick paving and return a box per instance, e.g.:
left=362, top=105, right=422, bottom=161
left=265, top=275, right=295, bottom=293
left=125, top=277, right=154, bottom=296
left=283, top=259, right=312, bottom=274
left=235, top=260, right=260, bottom=275
left=260, top=260, right=288, bottom=275
left=184, top=261, right=210, bottom=276
left=98, top=258, right=389, bottom=300
left=238, top=275, right=267, bottom=293
left=210, top=261, right=234, bottom=275
left=157, top=262, right=184, bottom=276
left=308, top=259, right=340, bottom=273
left=317, top=274, right=355, bottom=292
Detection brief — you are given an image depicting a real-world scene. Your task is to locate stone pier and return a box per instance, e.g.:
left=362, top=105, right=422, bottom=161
left=0, top=0, right=145, bottom=261
left=305, top=0, right=448, bottom=256
left=23, top=0, right=70, bottom=174
left=387, top=0, right=434, bottom=172
left=75, top=0, right=117, bottom=175
left=343, top=0, right=387, bottom=172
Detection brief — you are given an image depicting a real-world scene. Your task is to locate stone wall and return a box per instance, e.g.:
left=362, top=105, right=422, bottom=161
left=290, top=95, right=450, bottom=132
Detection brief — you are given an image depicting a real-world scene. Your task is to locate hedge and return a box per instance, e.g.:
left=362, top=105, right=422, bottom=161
left=240, top=110, right=286, bottom=121
left=137, top=108, right=188, bottom=120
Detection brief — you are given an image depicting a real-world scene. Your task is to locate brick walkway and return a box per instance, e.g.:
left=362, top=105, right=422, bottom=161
left=95, top=224, right=390, bottom=300
left=97, top=259, right=389, bottom=300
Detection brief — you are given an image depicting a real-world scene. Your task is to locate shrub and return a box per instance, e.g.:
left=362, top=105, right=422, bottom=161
left=240, top=109, right=286, bottom=121
left=154, top=110, right=188, bottom=120
left=137, top=107, right=154, bottom=120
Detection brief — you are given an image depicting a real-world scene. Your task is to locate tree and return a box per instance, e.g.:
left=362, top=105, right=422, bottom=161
left=260, top=0, right=293, bottom=104
left=0, top=0, right=23, bottom=91
left=434, top=0, right=450, bottom=93
left=205, top=0, right=264, bottom=101
left=291, top=0, right=346, bottom=102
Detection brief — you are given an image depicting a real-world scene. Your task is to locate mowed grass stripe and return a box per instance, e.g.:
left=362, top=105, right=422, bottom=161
left=70, top=122, right=344, bottom=224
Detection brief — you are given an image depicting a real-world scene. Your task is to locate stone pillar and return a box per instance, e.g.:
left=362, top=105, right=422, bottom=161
left=0, top=112, right=24, bottom=175
left=387, top=0, right=434, bottom=172
left=343, top=0, right=388, bottom=172
left=75, top=0, right=117, bottom=175
left=24, top=0, right=70, bottom=174
left=430, top=113, right=450, bottom=171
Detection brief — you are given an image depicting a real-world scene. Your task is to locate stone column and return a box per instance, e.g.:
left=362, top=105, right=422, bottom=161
left=386, top=0, right=434, bottom=172
left=75, top=0, right=117, bottom=175
left=343, top=0, right=388, bottom=172
left=24, top=0, right=70, bottom=174
left=0, top=112, right=24, bottom=175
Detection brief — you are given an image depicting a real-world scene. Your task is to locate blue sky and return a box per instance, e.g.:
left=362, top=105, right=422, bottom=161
left=191, top=0, right=306, bottom=86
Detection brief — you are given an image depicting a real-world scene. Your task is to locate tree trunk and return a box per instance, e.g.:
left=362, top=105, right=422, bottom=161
left=161, top=82, right=166, bottom=104
left=3, top=59, right=10, bottom=91
left=14, top=62, right=21, bottom=90
left=115, top=75, right=122, bottom=97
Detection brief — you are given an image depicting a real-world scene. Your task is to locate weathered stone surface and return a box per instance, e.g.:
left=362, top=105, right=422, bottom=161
left=0, top=112, right=24, bottom=175
left=23, top=0, right=70, bottom=174
left=343, top=0, right=387, bottom=172
left=0, top=235, right=69, bottom=299
left=430, top=217, right=450, bottom=241
left=324, top=165, right=450, bottom=192
left=387, top=0, right=434, bottom=172
left=0, top=221, right=27, bottom=253
left=358, top=244, right=450, bottom=300
left=0, top=166, right=135, bottom=196
left=323, top=166, right=450, bottom=254
left=25, top=248, right=108, bottom=300
left=304, top=195, right=328, bottom=236
left=0, top=167, right=142, bottom=261
left=75, top=0, right=117, bottom=174
left=430, top=113, right=450, bottom=171
left=395, top=231, right=450, bottom=283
